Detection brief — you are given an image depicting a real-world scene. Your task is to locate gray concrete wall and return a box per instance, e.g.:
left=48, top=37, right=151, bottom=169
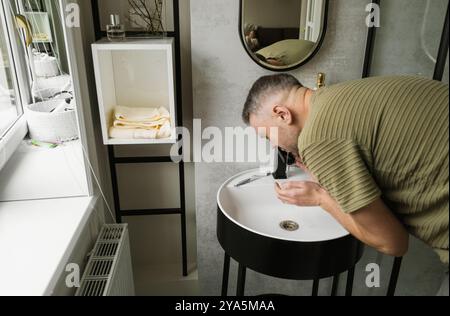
left=372, top=0, right=448, bottom=79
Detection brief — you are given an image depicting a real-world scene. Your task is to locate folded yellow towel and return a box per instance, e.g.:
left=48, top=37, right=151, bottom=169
left=114, top=106, right=170, bottom=123
left=109, top=122, right=172, bottom=140
left=113, top=117, right=169, bottom=129
left=110, top=106, right=172, bottom=140
left=109, top=127, right=158, bottom=140
left=157, top=122, right=172, bottom=139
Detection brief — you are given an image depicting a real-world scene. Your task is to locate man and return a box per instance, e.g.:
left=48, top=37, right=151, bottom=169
left=242, top=74, right=449, bottom=295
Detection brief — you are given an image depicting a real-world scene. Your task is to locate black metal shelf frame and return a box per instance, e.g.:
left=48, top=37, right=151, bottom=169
left=92, top=0, right=188, bottom=277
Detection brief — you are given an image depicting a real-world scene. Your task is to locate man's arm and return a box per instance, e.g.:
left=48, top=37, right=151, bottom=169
left=276, top=181, right=409, bottom=257
left=320, top=191, right=409, bottom=257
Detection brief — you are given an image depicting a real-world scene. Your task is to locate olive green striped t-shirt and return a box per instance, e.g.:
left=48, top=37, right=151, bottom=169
left=298, top=76, right=449, bottom=263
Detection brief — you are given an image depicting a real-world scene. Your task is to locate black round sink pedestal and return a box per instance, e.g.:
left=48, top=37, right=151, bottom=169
left=217, top=207, right=364, bottom=297
left=216, top=169, right=365, bottom=297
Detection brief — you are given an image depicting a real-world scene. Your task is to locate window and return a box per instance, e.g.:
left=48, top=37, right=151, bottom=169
left=0, top=0, right=89, bottom=200
left=0, top=0, right=80, bottom=173
left=0, top=2, right=22, bottom=139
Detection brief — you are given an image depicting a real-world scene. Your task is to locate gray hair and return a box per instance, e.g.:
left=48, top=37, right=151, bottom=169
left=242, top=74, right=303, bottom=124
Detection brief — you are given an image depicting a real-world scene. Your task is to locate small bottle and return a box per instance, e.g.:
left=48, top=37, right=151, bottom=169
left=107, top=14, right=125, bottom=42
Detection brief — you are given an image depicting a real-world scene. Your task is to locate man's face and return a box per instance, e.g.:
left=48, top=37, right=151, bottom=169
left=249, top=109, right=301, bottom=156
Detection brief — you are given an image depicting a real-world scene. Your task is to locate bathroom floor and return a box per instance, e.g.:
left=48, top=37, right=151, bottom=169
left=134, top=265, right=199, bottom=296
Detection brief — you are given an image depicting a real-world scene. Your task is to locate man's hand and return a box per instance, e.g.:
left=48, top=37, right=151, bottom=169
left=275, top=181, right=324, bottom=207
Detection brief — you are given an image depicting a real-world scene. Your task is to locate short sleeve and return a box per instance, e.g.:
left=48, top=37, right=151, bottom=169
left=300, top=139, right=382, bottom=214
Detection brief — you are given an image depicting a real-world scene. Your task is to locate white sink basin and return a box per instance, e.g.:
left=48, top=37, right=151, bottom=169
left=217, top=169, right=349, bottom=243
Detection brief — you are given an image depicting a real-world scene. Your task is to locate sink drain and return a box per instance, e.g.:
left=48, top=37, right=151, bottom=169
left=280, top=220, right=299, bottom=232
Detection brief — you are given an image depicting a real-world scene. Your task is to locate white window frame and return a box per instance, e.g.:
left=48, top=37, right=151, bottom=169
left=58, top=0, right=94, bottom=196
left=0, top=0, right=31, bottom=171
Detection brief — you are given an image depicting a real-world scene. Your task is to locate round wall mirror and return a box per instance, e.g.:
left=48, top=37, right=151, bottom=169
left=240, top=0, right=329, bottom=72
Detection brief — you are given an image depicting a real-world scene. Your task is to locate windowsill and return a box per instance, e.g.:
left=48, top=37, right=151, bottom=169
left=0, top=139, right=89, bottom=201
left=0, top=196, right=96, bottom=296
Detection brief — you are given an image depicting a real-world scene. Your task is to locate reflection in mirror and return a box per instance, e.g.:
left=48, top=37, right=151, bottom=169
left=241, top=0, right=328, bottom=71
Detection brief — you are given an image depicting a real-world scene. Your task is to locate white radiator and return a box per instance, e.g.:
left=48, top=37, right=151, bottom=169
left=76, top=224, right=135, bottom=296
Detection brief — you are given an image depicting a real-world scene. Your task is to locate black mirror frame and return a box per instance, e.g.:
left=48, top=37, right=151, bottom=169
left=239, top=0, right=329, bottom=72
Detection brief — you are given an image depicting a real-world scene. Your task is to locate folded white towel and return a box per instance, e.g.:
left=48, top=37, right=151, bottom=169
left=113, top=117, right=169, bottom=129
left=110, top=106, right=172, bottom=140
left=109, top=122, right=172, bottom=140
left=114, top=106, right=170, bottom=123
left=110, top=127, right=158, bottom=140
left=157, top=121, right=172, bottom=139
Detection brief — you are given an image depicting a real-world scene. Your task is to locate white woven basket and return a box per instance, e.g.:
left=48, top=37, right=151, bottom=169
left=34, top=55, right=60, bottom=77
left=25, top=100, right=79, bottom=143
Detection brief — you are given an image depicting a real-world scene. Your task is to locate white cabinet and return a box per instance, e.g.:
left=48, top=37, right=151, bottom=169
left=92, top=38, right=177, bottom=145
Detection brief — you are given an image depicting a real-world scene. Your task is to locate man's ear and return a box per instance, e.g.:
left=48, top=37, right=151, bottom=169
left=273, top=105, right=293, bottom=124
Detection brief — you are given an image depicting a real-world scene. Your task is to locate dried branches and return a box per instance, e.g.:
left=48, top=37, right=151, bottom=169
left=127, top=0, right=165, bottom=34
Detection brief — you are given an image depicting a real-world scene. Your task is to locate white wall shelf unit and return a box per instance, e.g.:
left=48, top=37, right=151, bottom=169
left=92, top=38, right=177, bottom=145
